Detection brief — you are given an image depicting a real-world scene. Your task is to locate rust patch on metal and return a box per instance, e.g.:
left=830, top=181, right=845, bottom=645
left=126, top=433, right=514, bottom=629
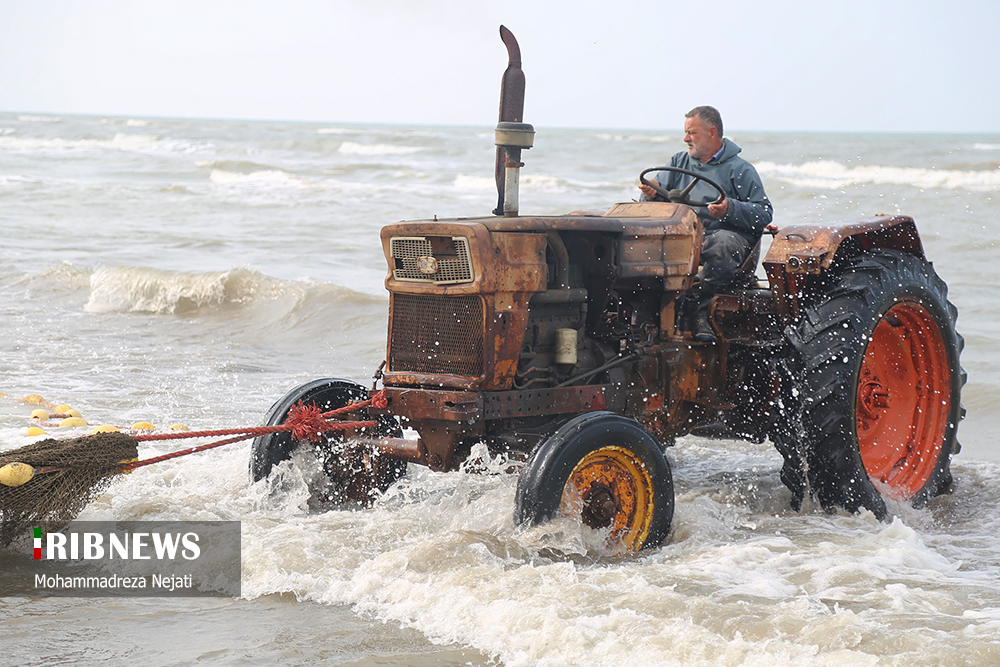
left=764, top=215, right=923, bottom=274
left=380, top=387, right=483, bottom=422
left=483, top=385, right=608, bottom=419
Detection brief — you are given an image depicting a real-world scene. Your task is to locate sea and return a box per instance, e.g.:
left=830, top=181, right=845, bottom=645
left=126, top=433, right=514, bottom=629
left=1, top=111, right=999, bottom=666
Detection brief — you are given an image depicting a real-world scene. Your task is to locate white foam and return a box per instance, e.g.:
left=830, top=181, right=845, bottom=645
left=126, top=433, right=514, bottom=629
left=209, top=169, right=308, bottom=187
left=338, top=141, right=422, bottom=156
left=0, top=174, right=41, bottom=186
left=595, top=132, right=675, bottom=143
left=0, top=135, right=105, bottom=151
left=756, top=160, right=1000, bottom=191
left=520, top=174, right=568, bottom=192
left=316, top=127, right=361, bottom=135
left=0, top=132, right=205, bottom=154
left=454, top=174, right=495, bottom=190
left=973, top=143, right=1000, bottom=150
left=16, top=114, right=60, bottom=122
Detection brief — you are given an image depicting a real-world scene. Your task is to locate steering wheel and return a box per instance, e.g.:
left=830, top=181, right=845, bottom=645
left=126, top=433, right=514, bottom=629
left=639, top=166, right=725, bottom=208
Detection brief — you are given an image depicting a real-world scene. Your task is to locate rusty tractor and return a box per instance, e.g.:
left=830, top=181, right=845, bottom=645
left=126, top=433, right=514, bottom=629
left=250, top=27, right=964, bottom=551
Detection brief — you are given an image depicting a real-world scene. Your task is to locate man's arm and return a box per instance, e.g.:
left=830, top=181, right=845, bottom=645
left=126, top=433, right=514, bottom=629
left=712, top=165, right=773, bottom=236
left=638, top=154, right=686, bottom=202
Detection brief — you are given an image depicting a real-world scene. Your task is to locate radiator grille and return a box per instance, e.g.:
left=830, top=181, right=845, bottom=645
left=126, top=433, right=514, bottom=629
left=389, top=294, right=484, bottom=377
left=391, top=236, right=474, bottom=284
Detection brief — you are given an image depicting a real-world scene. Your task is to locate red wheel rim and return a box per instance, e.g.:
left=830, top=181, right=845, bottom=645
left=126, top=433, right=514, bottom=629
left=856, top=300, right=951, bottom=499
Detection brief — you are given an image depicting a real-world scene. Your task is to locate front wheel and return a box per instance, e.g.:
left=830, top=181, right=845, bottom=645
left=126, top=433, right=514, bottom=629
left=515, top=412, right=674, bottom=552
left=773, top=250, right=965, bottom=517
left=249, top=378, right=407, bottom=509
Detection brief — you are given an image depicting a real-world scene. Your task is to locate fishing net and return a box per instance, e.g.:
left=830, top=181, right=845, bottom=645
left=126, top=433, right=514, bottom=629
left=0, top=432, right=138, bottom=548
left=0, top=396, right=381, bottom=549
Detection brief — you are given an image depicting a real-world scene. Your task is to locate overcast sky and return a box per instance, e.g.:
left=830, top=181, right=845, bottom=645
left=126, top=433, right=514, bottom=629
left=1, top=0, right=998, bottom=133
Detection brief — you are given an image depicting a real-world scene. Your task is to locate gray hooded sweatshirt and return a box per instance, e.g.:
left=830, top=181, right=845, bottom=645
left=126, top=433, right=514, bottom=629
left=645, top=138, right=773, bottom=241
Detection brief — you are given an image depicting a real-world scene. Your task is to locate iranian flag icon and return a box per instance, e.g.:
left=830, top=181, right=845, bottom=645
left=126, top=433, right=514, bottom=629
left=33, top=527, right=41, bottom=559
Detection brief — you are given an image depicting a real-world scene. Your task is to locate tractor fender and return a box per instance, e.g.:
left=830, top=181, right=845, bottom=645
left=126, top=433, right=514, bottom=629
left=762, top=215, right=925, bottom=323
left=763, top=214, right=924, bottom=275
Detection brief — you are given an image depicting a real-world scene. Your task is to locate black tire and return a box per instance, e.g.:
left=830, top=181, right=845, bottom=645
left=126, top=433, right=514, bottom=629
left=515, top=411, right=674, bottom=551
left=772, top=249, right=965, bottom=518
left=249, top=378, right=406, bottom=508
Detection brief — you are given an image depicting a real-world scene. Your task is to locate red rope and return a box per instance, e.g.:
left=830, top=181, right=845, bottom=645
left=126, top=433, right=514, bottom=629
left=319, top=389, right=387, bottom=417
left=119, top=390, right=388, bottom=473
left=25, top=390, right=391, bottom=476
left=120, top=421, right=376, bottom=472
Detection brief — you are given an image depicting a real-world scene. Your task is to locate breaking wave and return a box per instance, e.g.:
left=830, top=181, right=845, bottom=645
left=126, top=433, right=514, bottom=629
left=0, top=132, right=208, bottom=154
left=338, top=141, right=423, bottom=156
left=83, top=265, right=384, bottom=319
left=16, top=115, right=60, bottom=122
left=454, top=174, right=494, bottom=190
left=453, top=173, right=626, bottom=193
left=595, top=132, right=676, bottom=143
left=757, top=160, right=1000, bottom=191
left=208, top=169, right=309, bottom=188
left=316, top=127, right=366, bottom=136
left=86, top=266, right=273, bottom=314
left=196, top=159, right=282, bottom=173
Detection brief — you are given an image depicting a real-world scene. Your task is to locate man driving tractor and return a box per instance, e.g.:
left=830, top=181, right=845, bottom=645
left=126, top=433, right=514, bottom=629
left=639, top=106, right=773, bottom=342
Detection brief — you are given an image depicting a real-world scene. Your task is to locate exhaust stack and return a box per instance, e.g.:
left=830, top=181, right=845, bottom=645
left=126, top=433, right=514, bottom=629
left=493, top=26, right=534, bottom=217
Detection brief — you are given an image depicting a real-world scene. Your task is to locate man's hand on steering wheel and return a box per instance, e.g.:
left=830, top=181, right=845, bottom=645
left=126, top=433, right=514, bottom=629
left=706, top=197, right=728, bottom=218
left=638, top=166, right=726, bottom=214
left=638, top=179, right=660, bottom=201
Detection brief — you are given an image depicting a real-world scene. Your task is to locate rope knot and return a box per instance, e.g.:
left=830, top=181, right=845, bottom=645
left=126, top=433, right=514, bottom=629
left=371, top=390, right=389, bottom=410
left=285, top=402, right=329, bottom=443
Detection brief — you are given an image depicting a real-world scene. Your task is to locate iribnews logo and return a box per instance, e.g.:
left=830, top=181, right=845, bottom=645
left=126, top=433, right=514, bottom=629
left=32, top=526, right=201, bottom=561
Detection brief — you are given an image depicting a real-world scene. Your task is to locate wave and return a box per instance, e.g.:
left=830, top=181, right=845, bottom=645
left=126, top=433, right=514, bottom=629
left=338, top=141, right=423, bottom=156
left=595, top=132, right=676, bottom=143
left=453, top=173, right=626, bottom=194
left=0, top=174, right=45, bottom=187
left=196, top=159, right=280, bottom=173
left=316, top=127, right=365, bottom=136
left=320, top=127, right=447, bottom=140
left=208, top=169, right=309, bottom=188
left=86, top=266, right=266, bottom=314
left=974, top=143, right=1000, bottom=151
left=0, top=132, right=209, bottom=154
left=5, top=261, right=93, bottom=294
left=454, top=174, right=494, bottom=191
left=757, top=160, right=1000, bottom=191
left=16, top=115, right=60, bottom=122
left=98, top=118, right=152, bottom=127
left=83, top=265, right=383, bottom=317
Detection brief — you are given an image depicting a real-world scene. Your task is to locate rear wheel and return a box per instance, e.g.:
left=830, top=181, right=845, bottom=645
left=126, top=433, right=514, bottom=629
left=515, top=412, right=673, bottom=551
left=774, top=250, right=964, bottom=517
left=249, top=378, right=406, bottom=508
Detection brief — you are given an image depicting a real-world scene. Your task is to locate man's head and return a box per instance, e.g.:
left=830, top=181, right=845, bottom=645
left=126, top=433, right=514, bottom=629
left=684, top=106, right=724, bottom=162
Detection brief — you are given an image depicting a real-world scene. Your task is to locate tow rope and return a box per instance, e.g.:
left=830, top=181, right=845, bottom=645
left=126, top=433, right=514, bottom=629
left=0, top=391, right=387, bottom=547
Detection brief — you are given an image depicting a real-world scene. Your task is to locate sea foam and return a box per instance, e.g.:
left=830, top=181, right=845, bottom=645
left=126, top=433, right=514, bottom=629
left=0, top=132, right=204, bottom=154
left=757, top=160, right=1000, bottom=191
left=338, top=141, right=423, bottom=156
left=209, top=169, right=308, bottom=187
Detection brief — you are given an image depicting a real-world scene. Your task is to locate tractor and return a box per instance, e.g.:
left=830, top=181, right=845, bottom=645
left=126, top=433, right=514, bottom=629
left=249, top=27, right=964, bottom=551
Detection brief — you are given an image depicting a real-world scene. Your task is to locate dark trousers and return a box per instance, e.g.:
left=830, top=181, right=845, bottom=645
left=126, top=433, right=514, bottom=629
left=701, top=229, right=755, bottom=294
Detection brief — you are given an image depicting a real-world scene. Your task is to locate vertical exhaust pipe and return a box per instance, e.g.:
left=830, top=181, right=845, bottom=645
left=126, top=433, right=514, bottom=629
left=493, top=26, right=534, bottom=217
